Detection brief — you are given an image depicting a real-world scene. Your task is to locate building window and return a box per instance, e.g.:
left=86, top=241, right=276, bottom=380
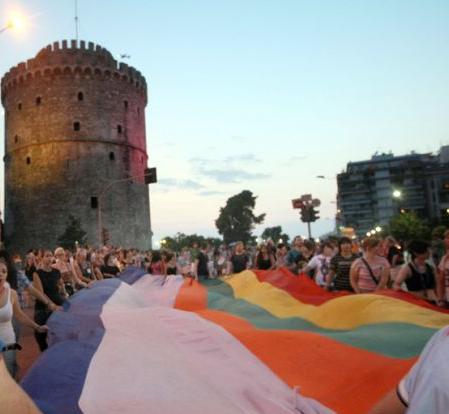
left=26, top=157, right=31, bottom=165
left=36, top=97, right=42, bottom=106
left=124, top=100, right=128, bottom=110
left=78, top=92, right=84, bottom=101
left=137, top=107, right=140, bottom=117
left=109, top=152, right=115, bottom=161
left=74, top=122, right=80, bottom=131
left=90, top=196, right=98, bottom=209
left=117, top=125, right=122, bottom=134
left=18, top=102, right=22, bottom=110
left=14, top=135, right=18, bottom=143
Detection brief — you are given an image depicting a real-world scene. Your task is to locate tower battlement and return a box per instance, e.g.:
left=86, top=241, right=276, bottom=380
left=1, top=40, right=146, bottom=103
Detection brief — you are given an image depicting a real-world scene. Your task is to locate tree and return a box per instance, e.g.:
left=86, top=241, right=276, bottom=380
left=261, top=226, right=290, bottom=244
left=388, top=212, right=430, bottom=242
left=57, top=215, right=87, bottom=249
left=215, top=190, right=265, bottom=244
left=160, top=233, right=222, bottom=251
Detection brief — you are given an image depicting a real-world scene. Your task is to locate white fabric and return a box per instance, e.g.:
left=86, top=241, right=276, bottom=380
left=0, top=284, right=15, bottom=344
left=307, top=255, right=332, bottom=286
left=398, top=326, right=449, bottom=413
left=79, top=281, right=334, bottom=414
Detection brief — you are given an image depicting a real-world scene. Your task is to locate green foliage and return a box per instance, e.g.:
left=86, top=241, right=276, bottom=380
left=57, top=215, right=87, bottom=249
left=261, top=226, right=290, bottom=244
left=431, top=225, right=446, bottom=240
left=161, top=233, right=222, bottom=251
left=215, top=190, right=265, bottom=244
left=388, top=212, right=430, bottom=242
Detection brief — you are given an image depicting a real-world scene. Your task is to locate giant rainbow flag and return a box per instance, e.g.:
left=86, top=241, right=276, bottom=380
left=21, top=267, right=449, bottom=413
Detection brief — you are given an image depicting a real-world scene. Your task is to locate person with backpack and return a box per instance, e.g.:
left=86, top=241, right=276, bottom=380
left=350, top=238, right=390, bottom=293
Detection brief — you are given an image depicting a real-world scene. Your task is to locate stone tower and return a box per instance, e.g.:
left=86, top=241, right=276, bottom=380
left=1, top=40, right=152, bottom=252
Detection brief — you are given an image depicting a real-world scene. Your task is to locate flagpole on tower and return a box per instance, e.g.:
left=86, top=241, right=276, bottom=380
left=74, top=0, right=79, bottom=41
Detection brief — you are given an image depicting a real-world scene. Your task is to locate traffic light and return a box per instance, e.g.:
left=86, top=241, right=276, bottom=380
left=144, top=167, right=157, bottom=184
left=310, top=207, right=320, bottom=222
left=300, top=207, right=311, bottom=222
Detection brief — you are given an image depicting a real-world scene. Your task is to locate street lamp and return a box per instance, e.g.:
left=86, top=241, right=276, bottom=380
left=0, top=21, right=13, bottom=34
left=0, top=14, right=25, bottom=34
left=375, top=226, right=382, bottom=232
left=393, top=190, right=402, bottom=199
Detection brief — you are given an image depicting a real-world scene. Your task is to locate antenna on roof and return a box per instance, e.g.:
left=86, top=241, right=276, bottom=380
left=74, top=0, right=79, bottom=41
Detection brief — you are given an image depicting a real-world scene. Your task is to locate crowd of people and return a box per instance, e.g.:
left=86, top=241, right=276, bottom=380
left=1, top=232, right=449, bottom=379
left=0, top=231, right=449, bottom=413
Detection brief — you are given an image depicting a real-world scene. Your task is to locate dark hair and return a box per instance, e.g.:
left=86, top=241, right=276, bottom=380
left=337, top=237, right=352, bottom=254
left=104, top=253, right=113, bottom=265
left=322, top=241, right=334, bottom=250
left=151, top=251, right=162, bottom=263
left=303, top=240, right=315, bottom=252
left=0, top=250, right=18, bottom=290
left=407, top=240, right=429, bottom=259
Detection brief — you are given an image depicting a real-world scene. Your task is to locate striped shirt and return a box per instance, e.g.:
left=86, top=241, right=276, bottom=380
left=330, top=254, right=358, bottom=291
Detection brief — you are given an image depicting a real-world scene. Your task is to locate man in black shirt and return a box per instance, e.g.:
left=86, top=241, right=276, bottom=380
left=193, top=244, right=210, bottom=280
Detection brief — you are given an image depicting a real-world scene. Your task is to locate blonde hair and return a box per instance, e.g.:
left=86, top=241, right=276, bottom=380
left=54, top=247, right=65, bottom=257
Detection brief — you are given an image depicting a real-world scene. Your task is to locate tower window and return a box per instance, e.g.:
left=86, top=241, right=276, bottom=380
left=26, top=157, right=31, bottom=165
left=36, top=97, right=42, bottom=106
left=109, top=152, right=115, bottom=161
left=90, top=196, right=98, bottom=209
left=124, top=100, right=128, bottom=110
left=74, top=122, right=80, bottom=131
left=117, top=125, right=122, bottom=134
left=78, top=92, right=84, bottom=101
left=18, top=103, right=22, bottom=110
left=14, top=135, right=18, bottom=143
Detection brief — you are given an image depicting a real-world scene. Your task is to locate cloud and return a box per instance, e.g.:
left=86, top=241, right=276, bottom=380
left=223, top=153, right=261, bottom=163
left=190, top=153, right=261, bottom=168
left=189, top=155, right=268, bottom=183
left=189, top=157, right=209, bottom=166
left=288, top=155, right=307, bottom=162
left=158, top=178, right=204, bottom=190
left=200, top=168, right=270, bottom=183
left=197, top=190, right=228, bottom=196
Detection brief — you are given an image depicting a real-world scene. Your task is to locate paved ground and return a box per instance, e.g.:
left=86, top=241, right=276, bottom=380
left=17, top=307, right=42, bottom=381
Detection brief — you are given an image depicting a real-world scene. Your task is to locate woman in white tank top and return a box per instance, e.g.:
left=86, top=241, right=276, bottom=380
left=0, top=259, right=48, bottom=377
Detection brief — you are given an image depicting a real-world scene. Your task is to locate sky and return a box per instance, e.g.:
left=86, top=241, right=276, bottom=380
left=1, top=0, right=449, bottom=245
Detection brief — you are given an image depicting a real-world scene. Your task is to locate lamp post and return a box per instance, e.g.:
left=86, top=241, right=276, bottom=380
left=0, top=22, right=13, bottom=34
left=1, top=15, right=25, bottom=35
left=97, top=170, right=155, bottom=246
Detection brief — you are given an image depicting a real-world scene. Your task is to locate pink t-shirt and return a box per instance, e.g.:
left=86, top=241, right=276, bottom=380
left=352, top=255, right=390, bottom=292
